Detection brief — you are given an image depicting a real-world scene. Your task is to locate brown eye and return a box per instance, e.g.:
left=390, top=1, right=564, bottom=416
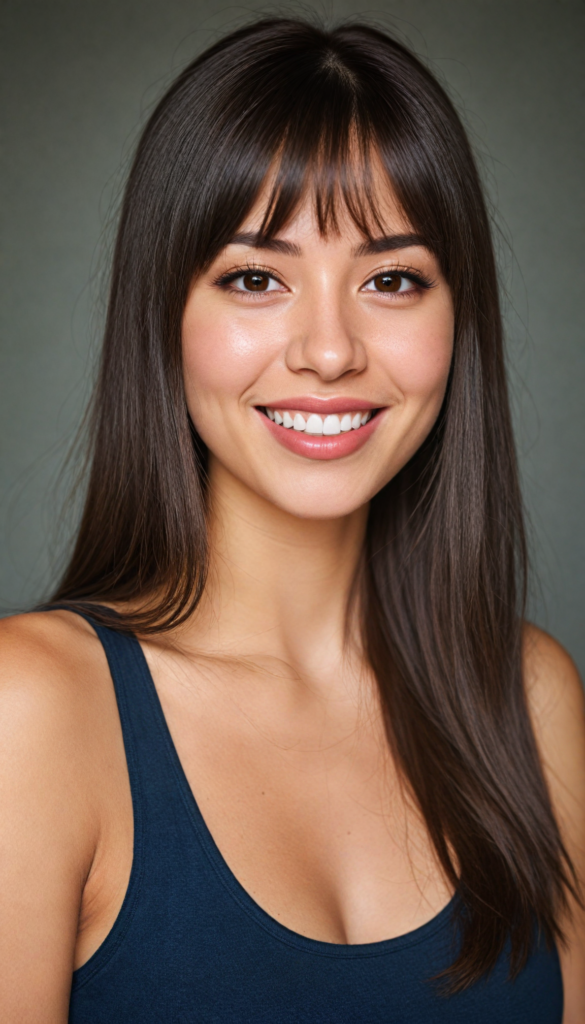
left=242, top=272, right=269, bottom=291
left=373, top=273, right=402, bottom=292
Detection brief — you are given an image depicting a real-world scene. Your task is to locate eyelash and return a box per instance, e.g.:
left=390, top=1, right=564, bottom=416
left=367, top=268, right=434, bottom=292
left=213, top=264, right=434, bottom=295
left=214, top=264, right=284, bottom=291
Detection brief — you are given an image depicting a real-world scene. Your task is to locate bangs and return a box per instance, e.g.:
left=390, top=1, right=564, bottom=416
left=191, top=34, right=444, bottom=270
left=256, top=113, right=390, bottom=243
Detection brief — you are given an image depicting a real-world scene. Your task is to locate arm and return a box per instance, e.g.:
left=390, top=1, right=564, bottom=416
left=0, top=615, right=99, bottom=1023
left=524, top=626, right=585, bottom=1024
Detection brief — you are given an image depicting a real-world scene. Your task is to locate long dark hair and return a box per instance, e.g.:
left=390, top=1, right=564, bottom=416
left=52, top=18, right=576, bottom=988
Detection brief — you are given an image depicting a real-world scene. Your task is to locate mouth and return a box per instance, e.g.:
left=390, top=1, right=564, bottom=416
left=256, top=402, right=385, bottom=460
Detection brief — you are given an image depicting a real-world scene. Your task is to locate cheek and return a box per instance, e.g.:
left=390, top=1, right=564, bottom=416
left=378, top=305, right=454, bottom=403
left=182, top=302, right=276, bottom=402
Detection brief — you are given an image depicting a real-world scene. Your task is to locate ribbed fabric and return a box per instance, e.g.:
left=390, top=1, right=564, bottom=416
left=60, top=608, right=563, bottom=1023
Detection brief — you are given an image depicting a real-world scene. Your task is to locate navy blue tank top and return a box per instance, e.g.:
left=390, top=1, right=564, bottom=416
left=65, top=609, right=563, bottom=1022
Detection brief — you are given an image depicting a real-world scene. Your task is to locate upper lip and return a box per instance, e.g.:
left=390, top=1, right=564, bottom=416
left=259, top=397, right=381, bottom=414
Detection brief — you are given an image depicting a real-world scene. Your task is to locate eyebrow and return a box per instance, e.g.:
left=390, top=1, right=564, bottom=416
left=227, top=231, right=427, bottom=258
left=352, top=234, right=427, bottom=256
left=228, top=232, right=302, bottom=257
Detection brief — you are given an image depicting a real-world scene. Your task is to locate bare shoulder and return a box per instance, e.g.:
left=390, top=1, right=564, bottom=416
left=0, top=608, right=111, bottom=745
left=523, top=622, right=583, bottom=701
left=0, top=607, right=111, bottom=829
left=0, top=610, right=117, bottom=1016
left=0, top=607, right=117, bottom=830
left=0, top=607, right=125, bottom=878
left=523, top=625, right=585, bottom=1021
left=523, top=623, right=585, bottom=782
left=523, top=623, right=585, bottom=833
left=0, top=605, right=101, bottom=669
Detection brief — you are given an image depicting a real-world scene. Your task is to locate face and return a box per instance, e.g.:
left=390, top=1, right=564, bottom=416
left=182, top=177, right=454, bottom=520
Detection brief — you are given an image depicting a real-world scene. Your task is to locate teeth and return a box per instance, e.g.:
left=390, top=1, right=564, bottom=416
left=265, top=408, right=374, bottom=434
left=305, top=414, right=324, bottom=435
left=323, top=415, right=341, bottom=435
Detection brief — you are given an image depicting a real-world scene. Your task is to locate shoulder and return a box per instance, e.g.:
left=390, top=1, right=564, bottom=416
left=0, top=609, right=113, bottom=842
left=523, top=624, right=585, bottom=810
left=523, top=623, right=585, bottom=776
left=0, top=610, right=121, bottom=1011
left=523, top=622, right=582, bottom=696
left=0, top=608, right=108, bottom=728
left=522, top=624, right=585, bottom=891
left=523, top=626, right=585, bottom=1018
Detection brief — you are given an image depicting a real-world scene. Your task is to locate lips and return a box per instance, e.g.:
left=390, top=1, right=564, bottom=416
left=256, top=402, right=384, bottom=460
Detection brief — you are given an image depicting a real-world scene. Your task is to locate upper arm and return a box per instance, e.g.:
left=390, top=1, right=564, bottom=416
left=0, top=614, right=99, bottom=1023
left=524, top=625, right=585, bottom=1023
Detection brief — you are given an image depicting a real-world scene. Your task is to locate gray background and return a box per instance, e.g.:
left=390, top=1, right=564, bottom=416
left=1, top=0, right=584, bottom=672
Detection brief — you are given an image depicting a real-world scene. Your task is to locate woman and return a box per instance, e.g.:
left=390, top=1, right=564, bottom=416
left=1, top=18, right=583, bottom=1022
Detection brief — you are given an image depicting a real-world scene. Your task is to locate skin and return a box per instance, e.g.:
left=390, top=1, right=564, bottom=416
left=0, top=183, right=584, bottom=1022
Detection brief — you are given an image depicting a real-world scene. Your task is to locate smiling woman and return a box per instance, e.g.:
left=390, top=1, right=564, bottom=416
left=1, top=17, right=584, bottom=1024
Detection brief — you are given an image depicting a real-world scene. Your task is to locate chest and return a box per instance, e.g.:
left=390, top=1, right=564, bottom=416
left=147, top=653, right=452, bottom=945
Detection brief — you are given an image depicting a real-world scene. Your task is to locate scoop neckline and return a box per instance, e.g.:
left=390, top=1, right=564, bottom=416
left=136, top=636, right=456, bottom=959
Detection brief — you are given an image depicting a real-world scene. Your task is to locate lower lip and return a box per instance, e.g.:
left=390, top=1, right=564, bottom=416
left=258, top=409, right=384, bottom=460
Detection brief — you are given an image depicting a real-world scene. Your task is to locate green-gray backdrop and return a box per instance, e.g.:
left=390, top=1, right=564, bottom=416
left=1, top=0, right=583, bottom=672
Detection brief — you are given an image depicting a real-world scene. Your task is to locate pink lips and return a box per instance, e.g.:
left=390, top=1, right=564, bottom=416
left=257, top=399, right=384, bottom=461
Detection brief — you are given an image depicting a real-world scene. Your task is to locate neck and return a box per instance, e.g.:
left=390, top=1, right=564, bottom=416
left=183, top=457, right=368, bottom=682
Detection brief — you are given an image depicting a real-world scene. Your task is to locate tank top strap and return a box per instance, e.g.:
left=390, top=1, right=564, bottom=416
left=45, top=603, right=178, bottom=811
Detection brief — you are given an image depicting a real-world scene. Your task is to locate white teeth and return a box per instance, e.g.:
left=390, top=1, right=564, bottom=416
left=323, top=414, right=341, bottom=435
left=266, top=408, right=375, bottom=434
left=305, top=414, right=324, bottom=435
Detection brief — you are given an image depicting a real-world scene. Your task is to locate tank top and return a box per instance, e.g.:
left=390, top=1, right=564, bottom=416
left=61, top=607, right=563, bottom=1023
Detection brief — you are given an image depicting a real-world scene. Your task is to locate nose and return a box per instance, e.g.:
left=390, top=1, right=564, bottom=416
left=284, top=290, right=367, bottom=382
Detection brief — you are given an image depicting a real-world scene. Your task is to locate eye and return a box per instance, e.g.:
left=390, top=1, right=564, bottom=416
left=232, top=272, right=281, bottom=292
left=363, top=273, right=415, bottom=294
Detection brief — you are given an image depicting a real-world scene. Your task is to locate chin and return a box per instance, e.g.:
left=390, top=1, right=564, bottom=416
left=256, top=477, right=377, bottom=521
left=209, top=440, right=395, bottom=521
